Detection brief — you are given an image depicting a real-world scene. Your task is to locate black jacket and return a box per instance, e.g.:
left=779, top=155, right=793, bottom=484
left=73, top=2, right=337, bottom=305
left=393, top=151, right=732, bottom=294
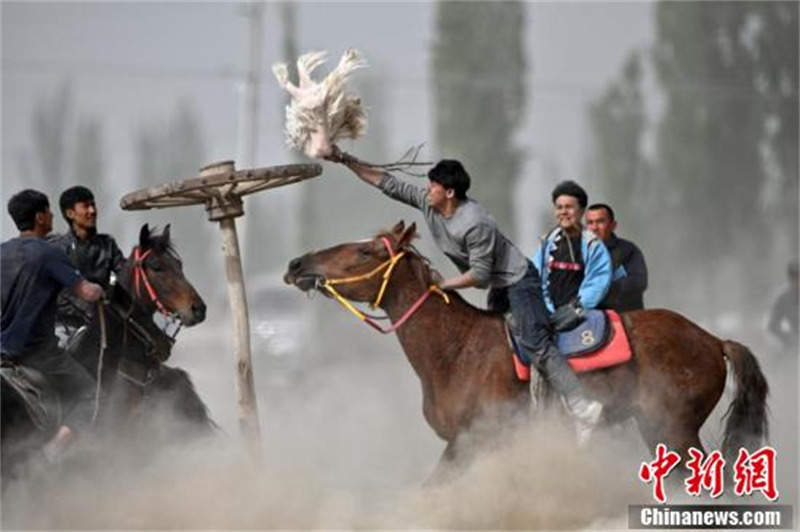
left=49, top=230, right=125, bottom=327
left=601, top=234, right=648, bottom=312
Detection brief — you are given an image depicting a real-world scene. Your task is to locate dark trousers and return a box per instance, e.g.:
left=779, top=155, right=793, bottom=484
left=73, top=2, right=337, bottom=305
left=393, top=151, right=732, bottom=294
left=489, top=262, right=584, bottom=402
left=488, top=262, right=553, bottom=356
left=24, top=342, right=96, bottom=433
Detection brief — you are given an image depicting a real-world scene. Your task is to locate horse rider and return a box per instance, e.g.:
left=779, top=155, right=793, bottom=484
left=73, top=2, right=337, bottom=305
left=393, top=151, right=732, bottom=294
left=768, top=260, right=799, bottom=349
left=51, top=185, right=175, bottom=362
left=585, top=202, right=648, bottom=312
left=329, top=153, right=604, bottom=444
left=1, top=189, right=104, bottom=458
left=532, top=181, right=612, bottom=329
left=49, top=186, right=124, bottom=340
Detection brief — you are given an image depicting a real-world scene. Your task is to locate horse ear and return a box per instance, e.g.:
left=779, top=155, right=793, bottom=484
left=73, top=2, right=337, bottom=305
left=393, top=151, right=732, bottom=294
left=397, top=222, right=417, bottom=249
left=391, top=220, right=405, bottom=236
left=139, top=223, right=150, bottom=249
left=163, top=223, right=171, bottom=243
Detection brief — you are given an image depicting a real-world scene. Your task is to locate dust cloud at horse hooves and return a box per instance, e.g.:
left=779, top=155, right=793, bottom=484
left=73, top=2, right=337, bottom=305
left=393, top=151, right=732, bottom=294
left=3, top=308, right=654, bottom=530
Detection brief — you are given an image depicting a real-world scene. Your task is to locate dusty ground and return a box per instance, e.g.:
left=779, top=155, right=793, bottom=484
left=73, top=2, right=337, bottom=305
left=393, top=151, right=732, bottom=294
left=2, top=306, right=796, bottom=530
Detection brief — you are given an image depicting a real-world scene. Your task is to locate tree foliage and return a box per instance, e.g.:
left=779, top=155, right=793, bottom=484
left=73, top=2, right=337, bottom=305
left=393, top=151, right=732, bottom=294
left=587, top=51, right=649, bottom=231
left=652, top=1, right=798, bottom=255
left=133, top=100, right=217, bottom=292
left=589, top=1, right=798, bottom=315
left=16, top=81, right=109, bottom=232
left=432, top=1, right=527, bottom=237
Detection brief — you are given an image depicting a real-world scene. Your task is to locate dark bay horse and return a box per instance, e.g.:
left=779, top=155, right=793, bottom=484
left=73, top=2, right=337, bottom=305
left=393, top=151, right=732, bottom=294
left=72, top=223, right=216, bottom=444
left=284, top=221, right=769, bottom=475
left=1, top=224, right=215, bottom=481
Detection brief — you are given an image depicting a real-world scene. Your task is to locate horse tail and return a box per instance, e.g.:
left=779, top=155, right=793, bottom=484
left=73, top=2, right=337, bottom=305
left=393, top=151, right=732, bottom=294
left=721, top=340, right=769, bottom=462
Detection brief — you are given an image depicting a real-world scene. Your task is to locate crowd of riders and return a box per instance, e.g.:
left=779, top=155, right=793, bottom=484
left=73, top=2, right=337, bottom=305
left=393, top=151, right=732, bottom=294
left=2, top=155, right=796, bottom=457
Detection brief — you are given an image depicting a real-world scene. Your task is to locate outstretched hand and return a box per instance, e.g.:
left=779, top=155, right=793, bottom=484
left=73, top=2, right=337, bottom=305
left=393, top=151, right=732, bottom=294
left=323, top=144, right=343, bottom=162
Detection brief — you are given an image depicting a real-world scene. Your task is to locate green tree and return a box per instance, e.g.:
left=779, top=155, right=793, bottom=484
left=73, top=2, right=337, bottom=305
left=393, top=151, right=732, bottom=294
left=654, top=2, right=764, bottom=250
left=587, top=51, right=650, bottom=234
left=136, top=101, right=205, bottom=183
left=30, top=83, right=72, bottom=193
left=651, top=1, right=798, bottom=314
left=752, top=1, right=799, bottom=254
left=133, top=100, right=218, bottom=297
left=431, top=1, right=527, bottom=237
left=16, top=82, right=109, bottom=232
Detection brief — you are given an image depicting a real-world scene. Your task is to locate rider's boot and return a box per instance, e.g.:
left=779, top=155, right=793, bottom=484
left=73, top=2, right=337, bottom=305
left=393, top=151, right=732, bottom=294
left=537, top=345, right=604, bottom=446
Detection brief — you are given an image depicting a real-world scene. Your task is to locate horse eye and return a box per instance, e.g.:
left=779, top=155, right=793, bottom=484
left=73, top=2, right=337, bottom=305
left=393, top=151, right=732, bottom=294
left=148, top=261, right=164, bottom=272
left=358, top=245, right=373, bottom=257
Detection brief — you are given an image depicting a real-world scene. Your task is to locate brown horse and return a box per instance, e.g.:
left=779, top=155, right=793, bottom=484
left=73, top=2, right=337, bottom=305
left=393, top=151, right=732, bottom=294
left=284, top=221, right=769, bottom=475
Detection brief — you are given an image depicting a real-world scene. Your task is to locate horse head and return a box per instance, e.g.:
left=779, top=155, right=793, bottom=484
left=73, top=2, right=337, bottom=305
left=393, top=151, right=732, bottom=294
left=118, top=223, right=206, bottom=326
left=284, top=220, right=425, bottom=303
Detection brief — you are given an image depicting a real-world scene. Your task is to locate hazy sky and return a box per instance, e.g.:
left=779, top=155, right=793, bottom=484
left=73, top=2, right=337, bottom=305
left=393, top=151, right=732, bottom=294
left=2, top=1, right=654, bottom=245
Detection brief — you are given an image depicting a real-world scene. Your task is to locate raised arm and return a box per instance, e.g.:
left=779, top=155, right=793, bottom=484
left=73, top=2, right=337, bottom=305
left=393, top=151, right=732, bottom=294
left=327, top=146, right=427, bottom=210
left=324, top=144, right=383, bottom=186
left=343, top=159, right=385, bottom=187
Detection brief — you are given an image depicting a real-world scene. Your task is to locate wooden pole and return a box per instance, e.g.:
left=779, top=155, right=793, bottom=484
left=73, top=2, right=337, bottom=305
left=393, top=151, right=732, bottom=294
left=218, top=216, right=262, bottom=460
left=120, top=160, right=321, bottom=463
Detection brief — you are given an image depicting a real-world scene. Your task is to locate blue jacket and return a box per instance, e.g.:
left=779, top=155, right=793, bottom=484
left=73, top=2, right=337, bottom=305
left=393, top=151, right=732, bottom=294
left=532, top=228, right=612, bottom=313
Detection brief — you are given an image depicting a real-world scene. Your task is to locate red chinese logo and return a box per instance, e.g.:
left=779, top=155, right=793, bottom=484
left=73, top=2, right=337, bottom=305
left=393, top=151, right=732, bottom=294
left=638, top=445, right=779, bottom=503
left=639, top=443, right=682, bottom=503
left=733, top=446, right=779, bottom=501
left=684, top=448, right=725, bottom=498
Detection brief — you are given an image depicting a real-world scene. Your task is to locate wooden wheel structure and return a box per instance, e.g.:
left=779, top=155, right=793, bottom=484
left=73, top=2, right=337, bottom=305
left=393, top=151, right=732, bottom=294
left=121, top=160, right=322, bottom=460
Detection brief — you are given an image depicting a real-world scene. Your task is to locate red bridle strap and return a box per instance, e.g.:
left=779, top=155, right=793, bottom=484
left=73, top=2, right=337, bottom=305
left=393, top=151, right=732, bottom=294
left=133, top=247, right=171, bottom=317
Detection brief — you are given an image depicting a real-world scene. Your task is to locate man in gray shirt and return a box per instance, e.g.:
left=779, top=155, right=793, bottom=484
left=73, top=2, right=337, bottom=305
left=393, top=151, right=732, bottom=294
left=333, top=156, right=603, bottom=443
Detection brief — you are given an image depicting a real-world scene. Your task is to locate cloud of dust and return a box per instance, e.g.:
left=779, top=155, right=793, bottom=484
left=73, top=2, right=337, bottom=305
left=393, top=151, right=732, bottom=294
left=2, top=305, right=795, bottom=530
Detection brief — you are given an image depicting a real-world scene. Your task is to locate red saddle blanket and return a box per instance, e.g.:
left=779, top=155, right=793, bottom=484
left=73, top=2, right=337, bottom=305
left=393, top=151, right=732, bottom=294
left=513, top=310, right=633, bottom=381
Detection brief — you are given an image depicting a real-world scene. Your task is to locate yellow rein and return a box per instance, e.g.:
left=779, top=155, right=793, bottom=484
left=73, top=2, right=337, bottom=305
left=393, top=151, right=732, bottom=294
left=321, top=247, right=450, bottom=326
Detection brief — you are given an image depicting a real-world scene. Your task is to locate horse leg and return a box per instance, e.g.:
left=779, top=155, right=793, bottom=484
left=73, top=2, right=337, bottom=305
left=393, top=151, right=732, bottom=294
left=149, top=365, right=217, bottom=440
left=423, top=441, right=459, bottom=487
left=636, top=409, right=705, bottom=456
left=634, top=417, right=701, bottom=502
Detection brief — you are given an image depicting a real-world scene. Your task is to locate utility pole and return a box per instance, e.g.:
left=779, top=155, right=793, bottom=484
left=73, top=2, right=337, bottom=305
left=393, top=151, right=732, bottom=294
left=236, top=0, right=264, bottom=266
left=279, top=1, right=301, bottom=258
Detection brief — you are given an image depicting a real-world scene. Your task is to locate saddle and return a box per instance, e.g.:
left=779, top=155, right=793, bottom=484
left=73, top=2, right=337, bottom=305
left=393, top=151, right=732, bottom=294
left=0, top=360, right=62, bottom=433
left=507, top=310, right=633, bottom=380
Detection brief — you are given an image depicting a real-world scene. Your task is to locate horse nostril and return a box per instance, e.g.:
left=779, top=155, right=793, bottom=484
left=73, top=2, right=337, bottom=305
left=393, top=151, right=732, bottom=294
left=289, top=257, right=303, bottom=272
left=192, top=302, right=206, bottom=322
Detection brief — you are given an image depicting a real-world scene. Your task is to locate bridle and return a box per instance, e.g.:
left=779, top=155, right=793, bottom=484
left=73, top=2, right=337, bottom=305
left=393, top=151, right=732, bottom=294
left=132, top=246, right=173, bottom=318
left=319, top=236, right=449, bottom=334
left=111, top=246, right=183, bottom=390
